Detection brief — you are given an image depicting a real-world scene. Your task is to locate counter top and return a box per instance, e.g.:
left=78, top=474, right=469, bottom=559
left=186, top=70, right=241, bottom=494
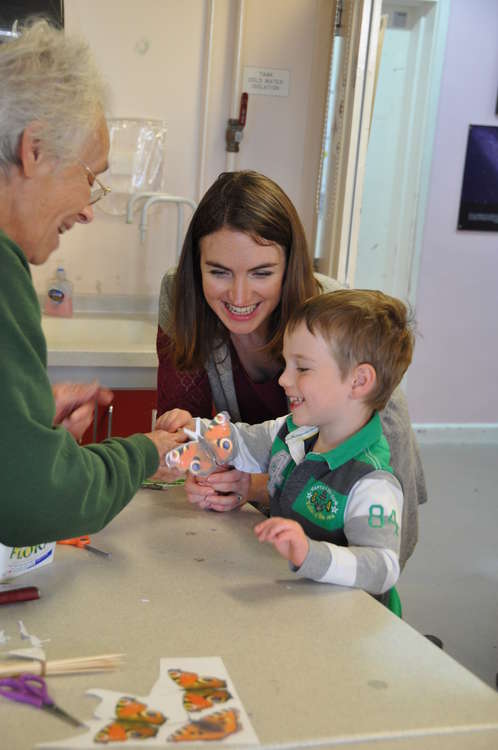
left=1, top=488, right=497, bottom=749
left=42, top=312, right=158, bottom=387
left=42, top=312, right=157, bottom=368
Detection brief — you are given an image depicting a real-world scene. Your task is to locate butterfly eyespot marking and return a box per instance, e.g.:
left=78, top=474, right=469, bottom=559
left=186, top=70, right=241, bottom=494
left=190, top=459, right=202, bottom=474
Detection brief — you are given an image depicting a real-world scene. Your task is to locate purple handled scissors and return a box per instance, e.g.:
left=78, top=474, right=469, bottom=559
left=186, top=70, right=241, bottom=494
left=0, top=673, right=85, bottom=728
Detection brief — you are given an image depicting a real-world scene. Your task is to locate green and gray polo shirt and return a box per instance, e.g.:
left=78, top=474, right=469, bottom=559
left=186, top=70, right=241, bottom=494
left=214, top=411, right=403, bottom=595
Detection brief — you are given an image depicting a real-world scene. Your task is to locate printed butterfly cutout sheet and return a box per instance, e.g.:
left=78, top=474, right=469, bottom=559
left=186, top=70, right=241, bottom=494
left=37, top=657, right=259, bottom=748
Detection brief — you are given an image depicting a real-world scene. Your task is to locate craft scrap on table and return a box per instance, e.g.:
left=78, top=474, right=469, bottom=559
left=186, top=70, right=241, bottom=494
left=37, top=657, right=259, bottom=748
left=0, top=620, right=49, bottom=663
left=141, top=479, right=186, bottom=492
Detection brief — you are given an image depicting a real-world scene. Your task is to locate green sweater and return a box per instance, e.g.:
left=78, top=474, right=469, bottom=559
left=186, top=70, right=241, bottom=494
left=0, top=231, right=158, bottom=546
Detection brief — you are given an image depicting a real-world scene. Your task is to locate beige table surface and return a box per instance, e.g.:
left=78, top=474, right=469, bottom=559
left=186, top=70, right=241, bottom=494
left=313, top=729, right=498, bottom=749
left=0, top=488, right=497, bottom=750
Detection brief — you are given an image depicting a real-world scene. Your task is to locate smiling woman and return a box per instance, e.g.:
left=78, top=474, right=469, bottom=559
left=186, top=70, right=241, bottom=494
left=0, top=18, right=110, bottom=264
left=199, top=228, right=286, bottom=382
left=19, top=117, right=110, bottom=265
left=0, top=19, right=180, bottom=547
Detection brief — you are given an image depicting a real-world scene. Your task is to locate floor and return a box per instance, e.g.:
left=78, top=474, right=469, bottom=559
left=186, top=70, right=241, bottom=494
left=398, top=442, right=498, bottom=690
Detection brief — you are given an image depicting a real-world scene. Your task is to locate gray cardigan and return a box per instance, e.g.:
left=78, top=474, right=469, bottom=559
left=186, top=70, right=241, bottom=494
left=158, top=269, right=427, bottom=569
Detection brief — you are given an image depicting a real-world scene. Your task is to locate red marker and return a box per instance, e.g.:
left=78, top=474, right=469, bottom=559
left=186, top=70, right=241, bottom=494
left=0, top=586, right=40, bottom=605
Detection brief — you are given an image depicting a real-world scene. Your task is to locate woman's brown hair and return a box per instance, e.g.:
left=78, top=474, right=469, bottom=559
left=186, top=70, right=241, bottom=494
left=172, top=170, right=320, bottom=369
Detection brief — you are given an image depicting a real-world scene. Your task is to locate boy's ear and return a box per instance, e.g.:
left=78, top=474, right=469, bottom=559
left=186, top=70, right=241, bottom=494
left=18, top=122, right=45, bottom=178
left=351, top=363, right=376, bottom=400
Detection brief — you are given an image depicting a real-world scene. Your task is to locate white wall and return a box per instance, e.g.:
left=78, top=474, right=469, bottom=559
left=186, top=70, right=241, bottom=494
left=27, top=0, right=497, bottom=426
left=31, top=0, right=330, bottom=304
left=407, top=0, right=498, bottom=424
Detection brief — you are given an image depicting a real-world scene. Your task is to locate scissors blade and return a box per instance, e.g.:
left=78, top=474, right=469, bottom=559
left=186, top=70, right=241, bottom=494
left=85, top=544, right=111, bottom=559
left=45, top=703, right=86, bottom=728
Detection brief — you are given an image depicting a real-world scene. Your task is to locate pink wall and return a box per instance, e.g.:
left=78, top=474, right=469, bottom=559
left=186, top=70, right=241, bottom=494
left=407, top=0, right=498, bottom=423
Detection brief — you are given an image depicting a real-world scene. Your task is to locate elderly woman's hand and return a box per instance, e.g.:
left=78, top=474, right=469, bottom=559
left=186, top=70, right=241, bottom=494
left=145, top=428, right=187, bottom=482
left=52, top=381, right=113, bottom=442
left=185, top=467, right=251, bottom=512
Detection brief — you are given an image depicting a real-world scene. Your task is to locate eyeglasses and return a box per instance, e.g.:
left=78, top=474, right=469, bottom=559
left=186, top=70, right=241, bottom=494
left=81, top=162, right=111, bottom=205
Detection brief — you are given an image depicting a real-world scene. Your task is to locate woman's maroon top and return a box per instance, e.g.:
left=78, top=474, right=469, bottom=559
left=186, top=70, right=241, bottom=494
left=156, top=326, right=288, bottom=423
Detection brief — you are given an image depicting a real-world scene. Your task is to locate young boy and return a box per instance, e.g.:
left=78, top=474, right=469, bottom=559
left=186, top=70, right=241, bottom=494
left=165, top=290, right=415, bottom=599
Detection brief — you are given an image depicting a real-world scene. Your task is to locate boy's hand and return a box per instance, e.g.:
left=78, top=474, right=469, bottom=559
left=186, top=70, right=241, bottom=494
left=254, top=517, right=309, bottom=568
left=155, top=408, right=194, bottom=434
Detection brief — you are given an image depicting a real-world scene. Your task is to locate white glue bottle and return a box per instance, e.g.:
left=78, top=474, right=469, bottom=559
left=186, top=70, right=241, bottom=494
left=0, top=542, right=56, bottom=582
left=44, top=266, right=73, bottom=317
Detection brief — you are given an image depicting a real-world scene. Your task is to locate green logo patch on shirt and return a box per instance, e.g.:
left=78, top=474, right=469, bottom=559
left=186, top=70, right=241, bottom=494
left=292, top=478, right=347, bottom=530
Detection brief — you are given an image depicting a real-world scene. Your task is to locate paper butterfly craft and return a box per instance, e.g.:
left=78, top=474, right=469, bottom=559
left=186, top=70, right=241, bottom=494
left=94, top=696, right=167, bottom=744
left=168, top=708, right=241, bottom=743
left=165, top=412, right=234, bottom=476
left=168, top=669, right=232, bottom=712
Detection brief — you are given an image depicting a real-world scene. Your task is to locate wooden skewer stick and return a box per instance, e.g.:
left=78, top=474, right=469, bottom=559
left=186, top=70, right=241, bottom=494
left=0, top=653, right=125, bottom=678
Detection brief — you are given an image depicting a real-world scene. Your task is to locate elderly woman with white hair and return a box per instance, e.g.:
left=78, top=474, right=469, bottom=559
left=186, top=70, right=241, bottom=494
left=0, top=20, right=179, bottom=546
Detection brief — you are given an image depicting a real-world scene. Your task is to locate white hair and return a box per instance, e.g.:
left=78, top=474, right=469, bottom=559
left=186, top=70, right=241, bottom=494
left=0, top=18, right=109, bottom=172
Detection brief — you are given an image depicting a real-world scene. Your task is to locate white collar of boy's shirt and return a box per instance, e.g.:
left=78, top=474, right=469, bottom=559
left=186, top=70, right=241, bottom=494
left=284, top=423, right=319, bottom=465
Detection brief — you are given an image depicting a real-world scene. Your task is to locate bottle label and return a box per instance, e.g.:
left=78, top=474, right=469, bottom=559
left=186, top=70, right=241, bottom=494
left=9, top=544, right=49, bottom=560
left=48, top=288, right=65, bottom=304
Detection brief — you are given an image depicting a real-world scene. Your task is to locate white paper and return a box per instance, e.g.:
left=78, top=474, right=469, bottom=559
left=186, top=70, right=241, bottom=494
left=18, top=620, right=49, bottom=650
left=38, top=656, right=259, bottom=748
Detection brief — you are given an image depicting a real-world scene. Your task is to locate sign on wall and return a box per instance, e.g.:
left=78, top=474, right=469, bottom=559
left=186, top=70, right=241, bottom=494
left=242, top=67, right=290, bottom=97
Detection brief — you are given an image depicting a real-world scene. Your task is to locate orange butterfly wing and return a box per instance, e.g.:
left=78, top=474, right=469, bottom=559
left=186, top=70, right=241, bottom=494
left=183, top=687, right=232, bottom=712
left=95, top=721, right=129, bottom=743
left=168, top=669, right=231, bottom=712
left=168, top=708, right=240, bottom=743
left=165, top=413, right=234, bottom=475
left=164, top=442, right=215, bottom=476
left=168, top=669, right=226, bottom=690
left=94, top=696, right=167, bottom=744
left=116, top=696, right=166, bottom=725
left=204, top=413, right=233, bottom=464
left=95, top=720, right=159, bottom=743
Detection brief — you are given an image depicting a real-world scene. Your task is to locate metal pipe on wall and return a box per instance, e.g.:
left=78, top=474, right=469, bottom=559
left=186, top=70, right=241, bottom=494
left=197, top=0, right=215, bottom=201
left=226, top=0, right=246, bottom=173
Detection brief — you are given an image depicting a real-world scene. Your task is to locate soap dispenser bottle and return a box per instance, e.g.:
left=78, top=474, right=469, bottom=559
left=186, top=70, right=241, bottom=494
left=44, top=266, right=73, bottom=317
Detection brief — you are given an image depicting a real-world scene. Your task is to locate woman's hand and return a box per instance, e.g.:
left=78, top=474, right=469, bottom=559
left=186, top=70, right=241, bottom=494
left=185, top=467, right=251, bottom=512
left=254, top=517, right=309, bottom=568
left=52, top=381, right=113, bottom=442
left=155, top=408, right=194, bottom=434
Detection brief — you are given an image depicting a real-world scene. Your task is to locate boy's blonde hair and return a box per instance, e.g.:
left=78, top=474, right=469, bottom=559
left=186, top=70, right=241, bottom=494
left=286, top=289, right=415, bottom=411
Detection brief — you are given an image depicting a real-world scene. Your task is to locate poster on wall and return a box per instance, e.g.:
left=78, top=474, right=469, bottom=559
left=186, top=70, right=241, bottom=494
left=457, top=124, right=498, bottom=232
